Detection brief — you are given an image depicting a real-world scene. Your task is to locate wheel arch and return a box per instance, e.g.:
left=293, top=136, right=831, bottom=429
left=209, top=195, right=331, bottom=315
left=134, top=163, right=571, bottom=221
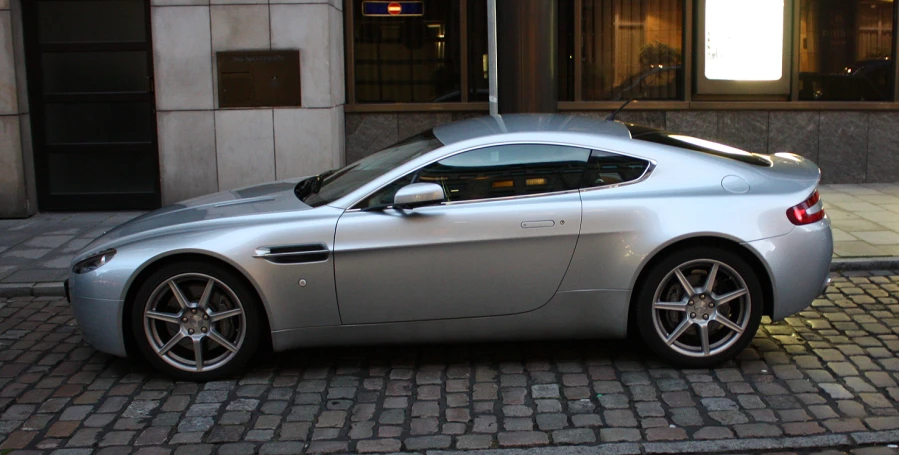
left=626, top=235, right=775, bottom=337
left=122, top=252, right=274, bottom=357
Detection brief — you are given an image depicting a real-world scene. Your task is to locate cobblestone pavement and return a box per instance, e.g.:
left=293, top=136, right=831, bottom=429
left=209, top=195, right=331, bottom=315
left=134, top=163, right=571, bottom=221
left=0, top=271, right=898, bottom=455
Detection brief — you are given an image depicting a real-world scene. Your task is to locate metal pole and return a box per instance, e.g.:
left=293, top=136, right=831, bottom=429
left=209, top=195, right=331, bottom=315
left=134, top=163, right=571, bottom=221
left=487, top=0, right=499, bottom=116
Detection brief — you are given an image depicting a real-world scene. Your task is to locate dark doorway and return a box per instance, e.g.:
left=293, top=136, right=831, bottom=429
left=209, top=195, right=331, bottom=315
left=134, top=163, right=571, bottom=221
left=22, top=0, right=160, bottom=211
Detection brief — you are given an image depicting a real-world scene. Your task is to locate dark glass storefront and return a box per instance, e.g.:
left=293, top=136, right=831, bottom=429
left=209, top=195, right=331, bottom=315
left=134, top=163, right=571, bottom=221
left=800, top=0, right=895, bottom=101
left=344, top=0, right=897, bottom=108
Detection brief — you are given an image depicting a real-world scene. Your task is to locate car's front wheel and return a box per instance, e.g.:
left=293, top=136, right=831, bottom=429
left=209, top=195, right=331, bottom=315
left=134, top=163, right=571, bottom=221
left=131, top=261, right=262, bottom=381
left=635, top=247, right=763, bottom=367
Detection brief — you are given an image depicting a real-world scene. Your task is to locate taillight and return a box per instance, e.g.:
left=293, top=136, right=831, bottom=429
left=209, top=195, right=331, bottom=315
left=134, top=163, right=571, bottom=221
left=786, top=190, right=825, bottom=225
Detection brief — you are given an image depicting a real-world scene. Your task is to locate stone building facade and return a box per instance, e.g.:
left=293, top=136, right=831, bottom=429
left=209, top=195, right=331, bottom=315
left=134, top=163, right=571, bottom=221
left=1, top=0, right=898, bottom=218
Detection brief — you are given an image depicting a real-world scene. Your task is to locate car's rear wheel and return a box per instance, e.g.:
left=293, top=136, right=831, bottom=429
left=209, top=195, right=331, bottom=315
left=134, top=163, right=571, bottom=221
left=131, top=261, right=261, bottom=381
left=635, top=247, right=763, bottom=367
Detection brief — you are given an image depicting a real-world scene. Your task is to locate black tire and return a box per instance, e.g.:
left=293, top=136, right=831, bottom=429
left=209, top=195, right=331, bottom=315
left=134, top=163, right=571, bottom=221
left=131, top=261, right=262, bottom=381
left=635, top=246, right=763, bottom=368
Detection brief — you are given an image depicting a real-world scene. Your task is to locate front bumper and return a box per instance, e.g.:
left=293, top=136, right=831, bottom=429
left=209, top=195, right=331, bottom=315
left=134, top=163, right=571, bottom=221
left=746, top=218, right=833, bottom=321
left=68, top=275, right=128, bottom=357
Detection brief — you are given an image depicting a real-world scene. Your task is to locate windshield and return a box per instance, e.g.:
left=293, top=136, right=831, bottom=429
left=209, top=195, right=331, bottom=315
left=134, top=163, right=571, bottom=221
left=300, top=131, right=443, bottom=207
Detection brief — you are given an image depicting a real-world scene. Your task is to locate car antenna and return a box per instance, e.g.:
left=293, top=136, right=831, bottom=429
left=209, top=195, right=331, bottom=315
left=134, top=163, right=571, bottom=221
left=606, top=98, right=636, bottom=122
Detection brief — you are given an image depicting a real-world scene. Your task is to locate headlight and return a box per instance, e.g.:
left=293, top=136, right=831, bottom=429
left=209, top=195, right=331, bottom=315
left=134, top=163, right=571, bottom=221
left=72, top=249, right=116, bottom=274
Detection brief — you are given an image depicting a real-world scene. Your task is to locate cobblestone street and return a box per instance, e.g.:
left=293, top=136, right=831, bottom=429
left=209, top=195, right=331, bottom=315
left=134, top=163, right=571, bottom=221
left=0, top=271, right=897, bottom=455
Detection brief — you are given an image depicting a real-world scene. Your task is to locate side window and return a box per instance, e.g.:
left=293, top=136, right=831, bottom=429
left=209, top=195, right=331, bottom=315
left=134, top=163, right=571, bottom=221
left=419, top=144, right=590, bottom=202
left=580, top=150, right=650, bottom=188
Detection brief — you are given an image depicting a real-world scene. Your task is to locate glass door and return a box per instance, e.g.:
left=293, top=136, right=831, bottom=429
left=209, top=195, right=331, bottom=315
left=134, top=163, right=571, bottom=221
left=23, top=0, right=160, bottom=210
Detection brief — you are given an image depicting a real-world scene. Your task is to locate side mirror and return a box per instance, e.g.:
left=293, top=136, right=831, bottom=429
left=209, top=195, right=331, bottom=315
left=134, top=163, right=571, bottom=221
left=393, top=183, right=445, bottom=209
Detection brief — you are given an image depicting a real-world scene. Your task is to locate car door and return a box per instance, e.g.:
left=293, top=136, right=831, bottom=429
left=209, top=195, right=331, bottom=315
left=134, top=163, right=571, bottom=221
left=333, top=143, right=590, bottom=325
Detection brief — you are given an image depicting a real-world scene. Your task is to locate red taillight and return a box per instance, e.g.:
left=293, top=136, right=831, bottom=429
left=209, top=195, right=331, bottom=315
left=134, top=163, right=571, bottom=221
left=787, top=190, right=825, bottom=225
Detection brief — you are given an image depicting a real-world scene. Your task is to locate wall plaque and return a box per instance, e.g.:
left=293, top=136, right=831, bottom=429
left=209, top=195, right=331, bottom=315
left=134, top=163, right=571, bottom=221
left=217, top=50, right=301, bottom=108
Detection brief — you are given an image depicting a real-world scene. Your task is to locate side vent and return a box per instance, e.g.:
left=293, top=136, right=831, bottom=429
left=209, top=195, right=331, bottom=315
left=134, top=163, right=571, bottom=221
left=254, top=244, right=330, bottom=264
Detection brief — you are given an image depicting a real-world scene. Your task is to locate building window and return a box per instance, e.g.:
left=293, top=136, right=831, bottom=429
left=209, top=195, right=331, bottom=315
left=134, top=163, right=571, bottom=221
left=346, top=0, right=899, bottom=109
left=351, top=0, right=461, bottom=103
left=694, top=0, right=792, bottom=96
left=799, top=0, right=895, bottom=101
left=467, top=0, right=489, bottom=102
left=581, top=0, right=684, bottom=101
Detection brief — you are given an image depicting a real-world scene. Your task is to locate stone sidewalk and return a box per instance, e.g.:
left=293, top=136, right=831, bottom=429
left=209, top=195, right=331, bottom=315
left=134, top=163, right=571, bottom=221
left=0, top=270, right=898, bottom=454
left=4, top=184, right=899, bottom=297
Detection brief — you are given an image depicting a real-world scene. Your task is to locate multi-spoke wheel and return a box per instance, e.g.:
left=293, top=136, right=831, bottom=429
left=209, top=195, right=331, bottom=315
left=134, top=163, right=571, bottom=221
left=131, top=262, right=262, bottom=380
left=636, top=247, right=763, bottom=367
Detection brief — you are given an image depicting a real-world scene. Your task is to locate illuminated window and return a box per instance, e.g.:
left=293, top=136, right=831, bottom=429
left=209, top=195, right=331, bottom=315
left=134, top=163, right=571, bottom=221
left=352, top=0, right=461, bottom=103
left=799, top=0, right=895, bottom=101
left=705, top=0, right=784, bottom=81
left=581, top=0, right=684, bottom=101
left=695, top=0, right=792, bottom=96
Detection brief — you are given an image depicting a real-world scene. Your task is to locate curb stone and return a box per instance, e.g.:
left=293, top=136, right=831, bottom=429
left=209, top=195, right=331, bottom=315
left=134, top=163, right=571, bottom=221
left=4, top=257, right=899, bottom=299
left=0, top=282, right=33, bottom=298
left=851, top=430, right=899, bottom=445
left=424, top=433, right=898, bottom=455
left=830, top=257, right=899, bottom=271
left=641, top=434, right=852, bottom=453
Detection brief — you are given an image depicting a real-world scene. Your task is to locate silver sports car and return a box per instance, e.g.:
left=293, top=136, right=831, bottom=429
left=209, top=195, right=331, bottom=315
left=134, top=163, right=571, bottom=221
left=67, top=114, right=833, bottom=381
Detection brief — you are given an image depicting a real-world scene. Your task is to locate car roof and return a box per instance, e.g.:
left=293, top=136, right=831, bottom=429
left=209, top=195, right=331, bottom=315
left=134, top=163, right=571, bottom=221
left=432, top=113, right=632, bottom=146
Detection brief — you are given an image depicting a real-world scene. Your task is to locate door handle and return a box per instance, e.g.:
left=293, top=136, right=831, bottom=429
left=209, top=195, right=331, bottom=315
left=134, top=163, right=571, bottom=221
left=521, top=220, right=555, bottom=228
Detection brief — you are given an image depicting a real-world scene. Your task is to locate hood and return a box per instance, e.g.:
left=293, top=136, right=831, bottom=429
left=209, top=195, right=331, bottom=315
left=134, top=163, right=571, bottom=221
left=86, top=178, right=312, bottom=248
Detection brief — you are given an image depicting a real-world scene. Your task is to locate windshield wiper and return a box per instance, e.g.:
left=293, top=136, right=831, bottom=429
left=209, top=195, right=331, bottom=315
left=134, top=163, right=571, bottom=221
left=294, top=169, right=336, bottom=200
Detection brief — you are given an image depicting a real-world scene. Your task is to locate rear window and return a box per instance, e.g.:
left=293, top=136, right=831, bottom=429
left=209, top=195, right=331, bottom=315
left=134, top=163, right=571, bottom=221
left=581, top=150, right=650, bottom=188
left=626, top=124, right=773, bottom=167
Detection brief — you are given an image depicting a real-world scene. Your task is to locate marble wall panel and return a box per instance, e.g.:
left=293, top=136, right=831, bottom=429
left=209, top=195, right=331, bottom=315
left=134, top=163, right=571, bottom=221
left=274, top=107, right=344, bottom=180
left=615, top=111, right=666, bottom=130
left=212, top=0, right=264, bottom=4
left=328, top=5, right=345, bottom=106
left=271, top=4, right=333, bottom=108
left=10, top=0, right=26, bottom=114
left=152, top=6, right=214, bottom=111
left=818, top=112, right=868, bottom=184
left=866, top=113, right=899, bottom=184
left=270, top=0, right=339, bottom=8
left=157, top=111, right=219, bottom=204
left=665, top=111, right=718, bottom=141
left=334, top=105, right=346, bottom=167
left=0, top=115, right=27, bottom=217
left=397, top=113, right=453, bottom=141
left=769, top=111, right=819, bottom=162
left=215, top=109, right=276, bottom=190
left=451, top=112, right=489, bottom=121
left=345, top=113, right=397, bottom=163
left=211, top=5, right=270, bottom=51
left=0, top=11, right=18, bottom=115
left=151, top=0, right=208, bottom=6
left=717, top=111, right=768, bottom=153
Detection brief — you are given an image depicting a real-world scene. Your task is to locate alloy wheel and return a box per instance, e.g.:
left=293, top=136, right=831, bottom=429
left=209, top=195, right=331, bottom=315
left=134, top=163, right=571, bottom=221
left=651, top=259, right=752, bottom=357
left=142, top=273, right=246, bottom=373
